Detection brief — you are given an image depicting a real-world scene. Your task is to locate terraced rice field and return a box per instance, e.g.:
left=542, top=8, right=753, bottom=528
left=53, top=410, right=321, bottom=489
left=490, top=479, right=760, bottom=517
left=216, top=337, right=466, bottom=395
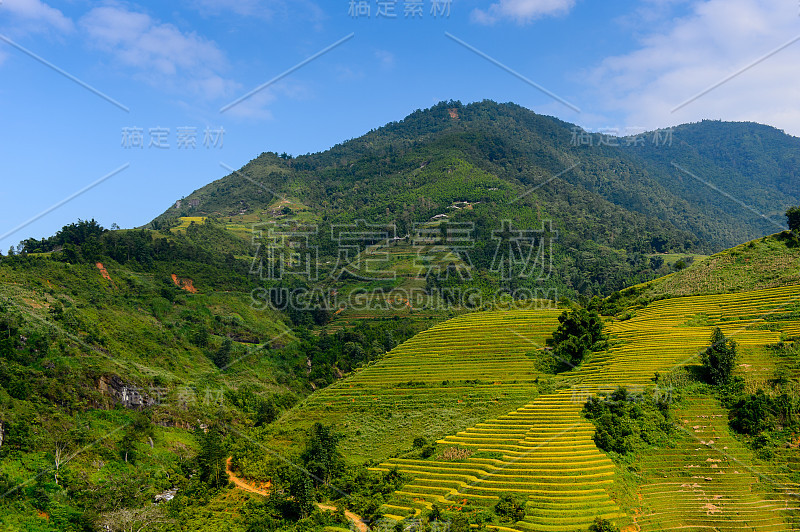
left=573, top=284, right=800, bottom=387
left=279, top=309, right=562, bottom=459
left=172, top=216, right=207, bottom=231
left=635, top=396, right=799, bottom=532
left=372, top=283, right=800, bottom=531
left=375, top=389, right=626, bottom=532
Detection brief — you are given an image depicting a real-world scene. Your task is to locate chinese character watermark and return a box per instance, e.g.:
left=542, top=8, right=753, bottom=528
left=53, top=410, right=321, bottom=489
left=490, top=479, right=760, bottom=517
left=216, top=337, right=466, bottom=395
left=349, top=0, right=451, bottom=18
left=490, top=220, right=556, bottom=281
left=249, top=219, right=559, bottom=314
left=570, top=126, right=673, bottom=148
left=331, top=220, right=396, bottom=281
left=121, top=126, right=224, bottom=149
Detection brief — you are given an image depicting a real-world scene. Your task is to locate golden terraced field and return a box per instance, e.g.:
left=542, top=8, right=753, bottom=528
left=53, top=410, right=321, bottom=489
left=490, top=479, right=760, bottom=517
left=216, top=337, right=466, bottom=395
left=369, top=284, right=800, bottom=531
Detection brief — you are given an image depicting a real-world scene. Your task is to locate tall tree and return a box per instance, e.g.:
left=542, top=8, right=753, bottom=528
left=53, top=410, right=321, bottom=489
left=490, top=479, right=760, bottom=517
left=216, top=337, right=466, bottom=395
left=786, top=206, right=800, bottom=233
left=701, top=327, right=738, bottom=385
left=119, top=413, right=154, bottom=464
left=299, top=422, right=343, bottom=487
left=547, top=308, right=606, bottom=370
left=196, top=424, right=228, bottom=488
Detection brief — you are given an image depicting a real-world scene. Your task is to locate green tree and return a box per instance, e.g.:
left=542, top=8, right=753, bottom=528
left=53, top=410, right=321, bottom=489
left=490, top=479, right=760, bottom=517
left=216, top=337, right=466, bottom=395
left=786, top=205, right=800, bottom=233
left=494, top=493, right=526, bottom=523
left=254, top=397, right=278, bottom=426
left=192, top=327, right=209, bottom=348
left=287, top=471, right=315, bottom=518
left=701, top=327, right=738, bottom=385
left=197, top=424, right=228, bottom=488
left=427, top=503, right=441, bottom=521
left=547, top=308, right=606, bottom=370
left=119, top=413, right=154, bottom=463
left=449, top=513, right=470, bottom=532
left=213, top=338, right=233, bottom=369
left=119, top=430, right=137, bottom=464
left=589, top=517, right=621, bottom=532
left=300, top=422, right=343, bottom=487
left=729, top=390, right=774, bottom=435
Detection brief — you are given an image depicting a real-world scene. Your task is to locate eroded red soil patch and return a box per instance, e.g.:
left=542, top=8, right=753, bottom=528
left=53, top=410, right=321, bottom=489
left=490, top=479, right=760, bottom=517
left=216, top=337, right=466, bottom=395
left=171, top=274, right=198, bottom=293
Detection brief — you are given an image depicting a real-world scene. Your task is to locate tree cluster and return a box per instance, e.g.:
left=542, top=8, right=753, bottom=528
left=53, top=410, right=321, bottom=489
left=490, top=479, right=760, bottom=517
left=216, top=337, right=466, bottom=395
left=545, top=307, right=607, bottom=371
left=583, top=387, right=674, bottom=455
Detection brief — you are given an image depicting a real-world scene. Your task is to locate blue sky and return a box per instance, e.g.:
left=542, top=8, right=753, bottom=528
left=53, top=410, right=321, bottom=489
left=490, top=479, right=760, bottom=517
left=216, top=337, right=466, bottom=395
left=1, top=0, right=798, bottom=250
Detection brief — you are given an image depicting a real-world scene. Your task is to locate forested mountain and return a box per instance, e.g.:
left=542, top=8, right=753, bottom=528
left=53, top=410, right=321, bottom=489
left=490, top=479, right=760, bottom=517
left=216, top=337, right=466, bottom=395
left=155, top=100, right=800, bottom=296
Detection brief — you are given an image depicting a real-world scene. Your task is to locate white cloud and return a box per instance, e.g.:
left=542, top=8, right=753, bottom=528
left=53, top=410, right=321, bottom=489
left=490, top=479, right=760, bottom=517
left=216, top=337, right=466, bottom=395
left=375, top=50, right=395, bottom=70
left=192, top=0, right=282, bottom=19
left=472, top=0, right=576, bottom=24
left=222, top=80, right=309, bottom=120
left=191, top=0, right=324, bottom=24
left=1, top=0, right=73, bottom=34
left=80, top=5, right=237, bottom=99
left=590, top=0, right=800, bottom=136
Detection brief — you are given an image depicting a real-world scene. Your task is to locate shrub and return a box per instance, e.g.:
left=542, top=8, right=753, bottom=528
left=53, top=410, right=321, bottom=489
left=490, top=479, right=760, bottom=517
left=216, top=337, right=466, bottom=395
left=583, top=387, right=674, bottom=455
left=589, top=517, right=620, bottom=532
left=412, top=436, right=428, bottom=449
left=448, top=513, right=470, bottom=532
left=729, top=390, right=799, bottom=436
left=494, top=493, right=526, bottom=523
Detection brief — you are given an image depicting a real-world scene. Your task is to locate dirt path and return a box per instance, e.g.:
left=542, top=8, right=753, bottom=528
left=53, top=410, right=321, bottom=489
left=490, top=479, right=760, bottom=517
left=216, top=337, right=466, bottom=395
left=226, top=457, right=269, bottom=496
left=317, top=504, right=368, bottom=532
left=226, top=458, right=368, bottom=532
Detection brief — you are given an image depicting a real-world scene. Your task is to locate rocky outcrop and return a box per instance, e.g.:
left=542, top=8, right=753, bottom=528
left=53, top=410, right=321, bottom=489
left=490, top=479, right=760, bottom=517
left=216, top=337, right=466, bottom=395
left=97, top=375, right=159, bottom=409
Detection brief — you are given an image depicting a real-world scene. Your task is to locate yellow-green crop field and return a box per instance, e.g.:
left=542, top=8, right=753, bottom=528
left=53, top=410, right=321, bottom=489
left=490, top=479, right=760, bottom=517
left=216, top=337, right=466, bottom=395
left=361, top=283, right=800, bottom=531
left=278, top=309, right=562, bottom=460
left=172, top=216, right=208, bottom=232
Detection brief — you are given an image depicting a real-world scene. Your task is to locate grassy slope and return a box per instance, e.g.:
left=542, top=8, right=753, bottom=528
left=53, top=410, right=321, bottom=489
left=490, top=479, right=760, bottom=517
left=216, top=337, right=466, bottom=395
left=0, top=257, right=291, bottom=388
left=609, top=231, right=800, bottom=311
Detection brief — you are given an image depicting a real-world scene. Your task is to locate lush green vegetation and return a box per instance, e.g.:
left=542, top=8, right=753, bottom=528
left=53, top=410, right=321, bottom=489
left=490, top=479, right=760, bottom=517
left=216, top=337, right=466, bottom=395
left=546, top=307, right=607, bottom=371
left=599, top=215, right=800, bottom=315
left=150, top=100, right=800, bottom=300
left=700, top=327, right=738, bottom=385
left=583, top=387, right=675, bottom=455
left=0, top=217, right=432, bottom=531
left=494, top=493, right=527, bottom=523
left=3, top=101, right=800, bottom=532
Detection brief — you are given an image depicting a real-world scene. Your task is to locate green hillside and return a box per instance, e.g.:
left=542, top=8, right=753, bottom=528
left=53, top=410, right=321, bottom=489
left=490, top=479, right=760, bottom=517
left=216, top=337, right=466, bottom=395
left=151, top=101, right=800, bottom=299
left=251, top=233, right=800, bottom=531
left=3, top=101, right=800, bottom=532
left=606, top=231, right=800, bottom=313
left=0, top=220, right=432, bottom=531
